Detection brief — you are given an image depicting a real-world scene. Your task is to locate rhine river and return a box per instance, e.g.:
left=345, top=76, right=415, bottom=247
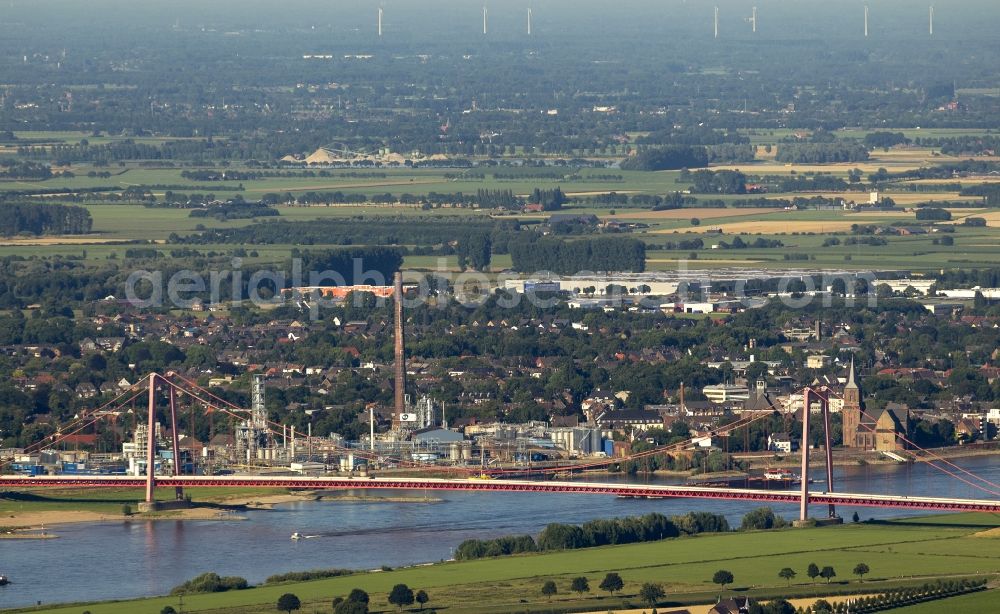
left=2, top=455, right=998, bottom=609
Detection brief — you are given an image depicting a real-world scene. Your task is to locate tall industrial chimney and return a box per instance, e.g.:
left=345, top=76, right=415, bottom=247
left=393, top=271, right=406, bottom=426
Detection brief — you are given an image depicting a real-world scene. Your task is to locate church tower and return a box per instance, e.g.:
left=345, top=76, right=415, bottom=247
left=842, top=357, right=862, bottom=447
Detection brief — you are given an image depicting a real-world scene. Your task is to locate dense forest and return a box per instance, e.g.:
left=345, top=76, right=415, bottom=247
left=293, top=248, right=403, bottom=285
left=620, top=146, right=709, bottom=171
left=509, top=236, right=646, bottom=275
left=775, top=143, right=870, bottom=164
left=188, top=201, right=279, bottom=221
left=0, top=203, right=93, bottom=236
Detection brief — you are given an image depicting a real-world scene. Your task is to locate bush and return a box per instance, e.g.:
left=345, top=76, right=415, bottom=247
left=388, top=584, right=415, bottom=610
left=537, top=523, right=590, bottom=550
left=276, top=592, right=301, bottom=613
left=712, top=569, right=734, bottom=589
left=671, top=511, right=729, bottom=535
left=639, top=582, right=665, bottom=606
left=334, top=588, right=371, bottom=614
left=915, top=207, right=952, bottom=221
left=265, top=568, right=354, bottom=584
left=170, top=572, right=249, bottom=595
left=599, top=572, right=625, bottom=595
left=740, top=507, right=787, bottom=531
left=454, top=535, right=537, bottom=560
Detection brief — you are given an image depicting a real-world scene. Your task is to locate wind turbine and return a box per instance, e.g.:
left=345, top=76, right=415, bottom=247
left=929, top=6, right=934, bottom=36
left=483, top=5, right=488, bottom=35
left=714, top=6, right=719, bottom=39
left=527, top=7, right=532, bottom=36
left=745, top=7, right=757, bottom=33
left=377, top=5, right=383, bottom=38
left=864, top=5, right=869, bottom=38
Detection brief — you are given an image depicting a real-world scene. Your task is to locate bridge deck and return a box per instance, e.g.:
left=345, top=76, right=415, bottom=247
left=2, top=475, right=998, bottom=512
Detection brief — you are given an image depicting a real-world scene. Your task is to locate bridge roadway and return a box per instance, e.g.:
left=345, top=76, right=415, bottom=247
left=3, top=474, right=999, bottom=512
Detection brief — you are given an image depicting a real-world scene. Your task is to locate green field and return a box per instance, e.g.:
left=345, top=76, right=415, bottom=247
left=10, top=513, right=999, bottom=614
left=894, top=588, right=1000, bottom=612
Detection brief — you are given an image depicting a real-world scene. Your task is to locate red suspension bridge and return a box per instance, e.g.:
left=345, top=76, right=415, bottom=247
left=2, top=373, right=1000, bottom=518
left=2, top=474, right=999, bottom=514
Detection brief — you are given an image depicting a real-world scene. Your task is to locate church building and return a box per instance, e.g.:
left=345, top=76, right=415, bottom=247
left=841, top=358, right=909, bottom=451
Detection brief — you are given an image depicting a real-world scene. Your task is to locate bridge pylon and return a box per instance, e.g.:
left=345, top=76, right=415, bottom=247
left=145, top=373, right=157, bottom=503
left=143, top=372, right=186, bottom=504
left=799, top=387, right=837, bottom=522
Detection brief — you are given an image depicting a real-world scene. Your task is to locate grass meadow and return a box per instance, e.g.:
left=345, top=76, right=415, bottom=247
left=10, top=512, right=999, bottom=614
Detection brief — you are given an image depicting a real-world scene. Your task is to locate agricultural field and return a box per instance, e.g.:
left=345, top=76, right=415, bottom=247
left=13, top=512, right=999, bottom=614
left=742, top=127, right=994, bottom=146
left=2, top=127, right=1000, bottom=274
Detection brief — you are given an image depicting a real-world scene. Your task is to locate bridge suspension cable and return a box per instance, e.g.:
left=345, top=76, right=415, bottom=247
left=856, top=406, right=1000, bottom=497
left=2, top=385, right=152, bottom=467
left=11, top=370, right=998, bottom=502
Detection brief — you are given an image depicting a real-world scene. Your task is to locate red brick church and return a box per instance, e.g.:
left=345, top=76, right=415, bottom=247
left=841, top=358, right=910, bottom=451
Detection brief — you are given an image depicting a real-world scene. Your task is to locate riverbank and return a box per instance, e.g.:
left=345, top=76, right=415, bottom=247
left=0, top=488, right=442, bottom=530
left=0, top=530, right=58, bottom=540
left=724, top=443, right=1000, bottom=473
left=1, top=506, right=247, bottom=530
left=7, top=512, right=998, bottom=614
left=0, top=486, right=300, bottom=529
left=218, top=492, right=314, bottom=509
left=572, top=443, right=1000, bottom=480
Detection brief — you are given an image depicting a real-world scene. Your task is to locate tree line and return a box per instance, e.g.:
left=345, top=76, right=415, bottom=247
left=0, top=203, right=93, bottom=236
left=961, top=183, right=1000, bottom=206
left=775, top=143, right=870, bottom=164
left=169, top=216, right=513, bottom=247
left=454, top=511, right=727, bottom=560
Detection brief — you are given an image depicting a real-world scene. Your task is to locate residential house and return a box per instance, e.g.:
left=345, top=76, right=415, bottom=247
left=75, top=383, right=98, bottom=399
left=595, top=407, right=664, bottom=430
left=742, top=381, right=779, bottom=415
left=709, top=596, right=751, bottom=614
left=767, top=432, right=797, bottom=453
